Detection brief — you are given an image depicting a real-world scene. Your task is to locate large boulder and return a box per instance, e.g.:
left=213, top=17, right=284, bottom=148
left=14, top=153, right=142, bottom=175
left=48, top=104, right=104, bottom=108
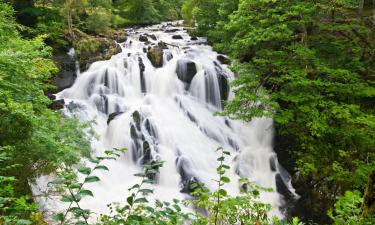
left=147, top=46, right=163, bottom=68
left=176, top=59, right=197, bottom=84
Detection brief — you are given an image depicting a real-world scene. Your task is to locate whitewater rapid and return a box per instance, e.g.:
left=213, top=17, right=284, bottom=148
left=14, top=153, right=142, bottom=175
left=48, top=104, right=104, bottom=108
left=33, top=22, right=296, bottom=220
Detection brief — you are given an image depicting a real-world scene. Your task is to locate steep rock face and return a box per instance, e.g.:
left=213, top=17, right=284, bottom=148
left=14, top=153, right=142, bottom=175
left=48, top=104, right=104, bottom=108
left=176, top=59, right=197, bottom=84
left=51, top=50, right=77, bottom=91
left=67, top=28, right=126, bottom=71
left=76, top=37, right=122, bottom=71
left=147, top=46, right=163, bottom=68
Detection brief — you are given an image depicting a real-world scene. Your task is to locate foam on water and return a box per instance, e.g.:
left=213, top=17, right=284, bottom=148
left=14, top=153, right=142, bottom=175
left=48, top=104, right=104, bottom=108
left=32, top=22, right=297, bottom=220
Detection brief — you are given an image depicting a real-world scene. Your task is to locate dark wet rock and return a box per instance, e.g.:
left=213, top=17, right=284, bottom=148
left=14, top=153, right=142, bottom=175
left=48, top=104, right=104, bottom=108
left=145, top=119, right=157, bottom=138
left=176, top=156, right=200, bottom=194
left=147, top=46, right=163, bottom=68
left=269, top=155, right=277, bottom=172
left=214, top=62, right=230, bottom=102
left=138, top=57, right=146, bottom=92
left=191, top=36, right=198, bottom=41
left=66, top=101, right=83, bottom=112
left=217, top=54, right=231, bottom=65
left=51, top=50, right=77, bottom=91
left=49, top=99, right=65, bottom=110
left=130, top=125, right=138, bottom=139
left=147, top=34, right=157, bottom=40
left=228, top=137, right=239, bottom=150
left=172, top=35, right=183, bottom=40
left=94, top=95, right=108, bottom=114
left=142, top=141, right=152, bottom=164
left=176, top=59, right=197, bottom=85
left=158, top=41, right=168, bottom=49
left=132, top=110, right=141, bottom=130
left=165, top=52, right=173, bottom=62
left=186, top=111, right=197, bottom=124
left=276, top=173, right=295, bottom=200
left=224, top=119, right=231, bottom=128
left=181, top=177, right=200, bottom=194
left=107, top=112, right=123, bottom=125
left=139, top=35, right=148, bottom=42
left=165, top=28, right=180, bottom=33
left=218, top=74, right=229, bottom=102
left=45, top=92, right=56, bottom=101
left=143, top=48, right=147, bottom=53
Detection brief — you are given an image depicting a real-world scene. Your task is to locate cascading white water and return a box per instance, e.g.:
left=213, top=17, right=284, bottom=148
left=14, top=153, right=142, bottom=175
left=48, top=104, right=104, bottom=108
left=34, top=22, right=297, bottom=220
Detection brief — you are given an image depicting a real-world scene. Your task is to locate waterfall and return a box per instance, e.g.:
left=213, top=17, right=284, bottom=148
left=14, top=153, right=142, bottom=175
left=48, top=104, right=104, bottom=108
left=34, top=22, right=297, bottom=219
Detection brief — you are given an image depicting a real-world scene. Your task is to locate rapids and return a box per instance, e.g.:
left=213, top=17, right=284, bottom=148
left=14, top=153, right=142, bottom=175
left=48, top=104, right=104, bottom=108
left=33, top=22, right=297, bottom=220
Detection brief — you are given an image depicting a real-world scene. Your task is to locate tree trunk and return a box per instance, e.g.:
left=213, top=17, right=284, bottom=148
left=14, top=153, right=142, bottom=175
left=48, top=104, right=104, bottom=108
left=362, top=171, right=375, bottom=217
left=67, top=6, right=75, bottom=45
left=359, top=0, right=364, bottom=18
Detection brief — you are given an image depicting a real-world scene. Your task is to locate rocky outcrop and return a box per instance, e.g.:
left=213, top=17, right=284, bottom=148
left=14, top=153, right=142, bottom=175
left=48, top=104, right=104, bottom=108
left=176, top=59, right=197, bottom=84
left=51, top=50, right=77, bottom=92
left=147, top=46, right=163, bottom=68
left=66, top=28, right=125, bottom=71
left=76, top=37, right=122, bottom=71
left=217, top=54, right=231, bottom=65
left=49, top=99, right=65, bottom=110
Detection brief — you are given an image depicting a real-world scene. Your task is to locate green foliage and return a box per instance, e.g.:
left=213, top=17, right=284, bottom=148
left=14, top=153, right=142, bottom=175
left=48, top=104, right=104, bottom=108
left=49, top=148, right=126, bottom=224
left=84, top=8, right=112, bottom=34
left=0, top=2, right=90, bottom=223
left=185, top=0, right=375, bottom=222
left=328, top=191, right=375, bottom=225
left=51, top=147, right=302, bottom=225
left=114, top=0, right=160, bottom=25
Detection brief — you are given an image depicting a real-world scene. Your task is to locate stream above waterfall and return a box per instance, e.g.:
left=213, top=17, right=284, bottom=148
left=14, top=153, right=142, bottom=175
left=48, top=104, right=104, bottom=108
left=33, top=21, right=297, bottom=220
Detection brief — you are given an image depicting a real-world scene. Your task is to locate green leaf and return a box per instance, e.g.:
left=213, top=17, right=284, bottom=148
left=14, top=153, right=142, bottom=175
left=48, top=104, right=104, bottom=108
left=84, top=176, right=100, bottom=183
left=79, top=189, right=94, bottom=197
left=134, top=197, right=148, bottom=203
left=61, top=195, right=74, bottom=203
left=78, top=166, right=91, bottom=175
left=127, top=196, right=134, bottom=205
left=53, top=213, right=65, bottom=222
left=139, top=188, right=153, bottom=195
left=217, top=156, right=225, bottom=162
left=218, top=189, right=227, bottom=196
left=94, top=165, right=109, bottom=171
left=220, top=176, right=230, bottom=183
left=16, top=219, right=32, bottom=225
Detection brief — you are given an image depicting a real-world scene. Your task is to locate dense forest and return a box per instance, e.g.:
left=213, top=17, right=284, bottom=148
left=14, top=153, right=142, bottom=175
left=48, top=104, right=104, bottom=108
left=0, top=0, right=374, bottom=224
